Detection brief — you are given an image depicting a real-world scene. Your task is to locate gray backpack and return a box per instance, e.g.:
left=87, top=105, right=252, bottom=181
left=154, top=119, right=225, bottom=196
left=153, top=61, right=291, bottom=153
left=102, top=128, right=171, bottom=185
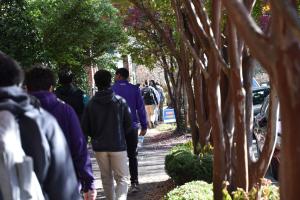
left=0, top=110, right=44, bottom=200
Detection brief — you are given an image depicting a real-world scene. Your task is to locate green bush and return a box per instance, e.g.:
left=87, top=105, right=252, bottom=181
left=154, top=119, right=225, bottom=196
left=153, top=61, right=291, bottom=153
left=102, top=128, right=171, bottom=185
left=165, top=142, right=213, bottom=185
left=223, top=179, right=280, bottom=200
left=164, top=181, right=213, bottom=200
left=164, top=178, right=279, bottom=200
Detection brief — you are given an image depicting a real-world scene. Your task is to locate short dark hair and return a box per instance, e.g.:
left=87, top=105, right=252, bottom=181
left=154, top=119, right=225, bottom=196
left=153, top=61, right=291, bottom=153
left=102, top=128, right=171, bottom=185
left=26, top=67, right=56, bottom=91
left=58, top=69, right=73, bottom=85
left=115, top=68, right=129, bottom=79
left=94, top=70, right=112, bottom=90
left=0, top=51, right=24, bottom=87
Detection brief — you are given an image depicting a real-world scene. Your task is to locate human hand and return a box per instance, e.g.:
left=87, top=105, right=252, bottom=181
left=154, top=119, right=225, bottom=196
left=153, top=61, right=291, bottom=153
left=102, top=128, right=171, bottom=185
left=139, top=129, right=147, bottom=136
left=83, top=189, right=97, bottom=200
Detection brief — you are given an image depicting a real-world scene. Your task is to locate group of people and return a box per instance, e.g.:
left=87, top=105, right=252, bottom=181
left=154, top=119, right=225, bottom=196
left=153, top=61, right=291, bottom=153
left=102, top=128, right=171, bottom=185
left=0, top=51, right=148, bottom=200
left=140, top=80, right=164, bottom=128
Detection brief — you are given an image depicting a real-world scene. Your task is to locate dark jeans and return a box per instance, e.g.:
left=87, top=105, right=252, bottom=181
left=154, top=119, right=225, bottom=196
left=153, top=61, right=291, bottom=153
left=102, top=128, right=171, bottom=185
left=125, top=129, right=138, bottom=184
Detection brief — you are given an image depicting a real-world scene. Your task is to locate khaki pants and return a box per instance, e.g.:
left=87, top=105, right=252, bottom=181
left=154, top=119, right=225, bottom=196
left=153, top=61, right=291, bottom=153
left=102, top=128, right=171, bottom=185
left=145, top=105, right=155, bottom=127
left=95, top=151, right=129, bottom=200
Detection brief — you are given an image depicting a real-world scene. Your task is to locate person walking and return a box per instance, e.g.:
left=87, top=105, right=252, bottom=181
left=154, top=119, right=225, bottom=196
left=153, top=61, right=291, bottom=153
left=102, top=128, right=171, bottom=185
left=141, top=80, right=158, bottom=129
left=112, top=68, right=147, bottom=192
left=0, top=51, right=81, bottom=199
left=149, top=80, right=161, bottom=124
left=82, top=69, right=132, bottom=200
left=155, top=82, right=165, bottom=122
left=55, top=68, right=88, bottom=119
left=25, top=67, right=96, bottom=199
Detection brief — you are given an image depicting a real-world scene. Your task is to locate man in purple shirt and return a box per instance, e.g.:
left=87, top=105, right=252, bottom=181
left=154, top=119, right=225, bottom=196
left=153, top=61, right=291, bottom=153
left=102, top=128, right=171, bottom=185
left=25, top=67, right=96, bottom=199
left=112, top=68, right=147, bottom=192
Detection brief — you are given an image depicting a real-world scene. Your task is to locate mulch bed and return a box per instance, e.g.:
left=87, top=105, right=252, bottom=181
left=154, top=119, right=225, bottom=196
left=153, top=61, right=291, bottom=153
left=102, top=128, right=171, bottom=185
left=143, top=179, right=176, bottom=200
left=145, top=131, right=191, bottom=150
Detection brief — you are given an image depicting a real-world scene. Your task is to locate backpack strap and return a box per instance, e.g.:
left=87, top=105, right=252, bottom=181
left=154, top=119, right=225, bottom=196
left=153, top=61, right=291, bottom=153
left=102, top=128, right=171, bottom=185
left=0, top=110, right=45, bottom=200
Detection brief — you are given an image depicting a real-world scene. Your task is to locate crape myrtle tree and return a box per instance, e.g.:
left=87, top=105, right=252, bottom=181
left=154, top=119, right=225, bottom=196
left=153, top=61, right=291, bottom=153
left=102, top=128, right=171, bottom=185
left=121, top=0, right=212, bottom=154
left=222, top=0, right=300, bottom=199
left=120, top=4, right=188, bottom=133
left=115, top=0, right=300, bottom=198
left=116, top=0, right=281, bottom=199
left=172, top=0, right=281, bottom=198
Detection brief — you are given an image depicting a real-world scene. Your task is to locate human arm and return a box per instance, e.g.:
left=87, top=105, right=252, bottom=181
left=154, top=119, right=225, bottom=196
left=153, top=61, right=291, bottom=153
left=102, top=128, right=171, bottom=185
left=123, top=100, right=133, bottom=134
left=68, top=107, right=95, bottom=193
left=136, top=88, right=148, bottom=135
left=81, top=104, right=92, bottom=139
left=151, top=89, right=159, bottom=105
left=43, top=114, right=81, bottom=200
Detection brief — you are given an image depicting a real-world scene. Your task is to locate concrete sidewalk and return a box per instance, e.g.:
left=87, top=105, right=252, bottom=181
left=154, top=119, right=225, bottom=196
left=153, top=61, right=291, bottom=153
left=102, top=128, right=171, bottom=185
left=91, top=128, right=187, bottom=200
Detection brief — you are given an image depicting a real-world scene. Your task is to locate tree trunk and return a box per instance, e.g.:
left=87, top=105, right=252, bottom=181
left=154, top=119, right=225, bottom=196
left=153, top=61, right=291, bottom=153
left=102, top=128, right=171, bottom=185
left=193, top=65, right=210, bottom=147
left=242, top=55, right=255, bottom=153
left=249, top=84, right=278, bottom=187
left=209, top=1, right=226, bottom=199
left=162, top=55, right=187, bottom=134
left=275, top=45, right=300, bottom=200
left=174, top=76, right=187, bottom=133
left=228, top=21, right=249, bottom=191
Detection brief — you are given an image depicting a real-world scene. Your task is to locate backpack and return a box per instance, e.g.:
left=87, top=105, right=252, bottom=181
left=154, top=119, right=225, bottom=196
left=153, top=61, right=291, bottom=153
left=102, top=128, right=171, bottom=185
left=56, top=88, right=84, bottom=119
left=142, top=87, right=156, bottom=105
left=0, top=110, right=44, bottom=200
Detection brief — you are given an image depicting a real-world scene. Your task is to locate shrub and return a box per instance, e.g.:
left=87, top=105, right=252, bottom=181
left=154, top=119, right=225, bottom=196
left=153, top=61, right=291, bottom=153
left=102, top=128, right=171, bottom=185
left=165, top=142, right=213, bottom=185
left=164, top=181, right=213, bottom=200
left=225, top=179, right=279, bottom=200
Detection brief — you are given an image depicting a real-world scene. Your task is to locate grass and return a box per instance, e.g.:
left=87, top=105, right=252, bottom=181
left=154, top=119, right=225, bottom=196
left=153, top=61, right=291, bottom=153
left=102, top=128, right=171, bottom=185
left=156, top=123, right=176, bottom=132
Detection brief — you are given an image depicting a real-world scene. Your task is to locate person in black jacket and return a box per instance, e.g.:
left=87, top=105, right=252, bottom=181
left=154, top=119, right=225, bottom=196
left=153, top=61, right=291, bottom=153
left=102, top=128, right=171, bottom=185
left=55, top=68, right=87, bottom=119
left=81, top=69, right=132, bottom=200
left=0, top=51, right=81, bottom=200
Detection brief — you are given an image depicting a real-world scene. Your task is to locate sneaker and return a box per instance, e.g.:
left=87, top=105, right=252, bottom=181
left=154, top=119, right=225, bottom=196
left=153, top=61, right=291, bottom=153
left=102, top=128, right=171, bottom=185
left=128, top=183, right=140, bottom=194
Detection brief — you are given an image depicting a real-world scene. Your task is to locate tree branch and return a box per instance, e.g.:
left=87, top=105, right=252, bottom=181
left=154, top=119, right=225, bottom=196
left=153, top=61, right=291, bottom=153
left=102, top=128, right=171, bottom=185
left=271, top=0, right=300, bottom=41
left=222, top=0, right=276, bottom=71
left=130, top=0, right=181, bottom=61
left=172, top=0, right=209, bottom=79
left=187, top=0, right=230, bottom=76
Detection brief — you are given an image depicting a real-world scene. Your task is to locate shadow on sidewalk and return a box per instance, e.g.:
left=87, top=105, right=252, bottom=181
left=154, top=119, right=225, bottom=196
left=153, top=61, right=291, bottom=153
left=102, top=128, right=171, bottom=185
left=95, top=179, right=175, bottom=200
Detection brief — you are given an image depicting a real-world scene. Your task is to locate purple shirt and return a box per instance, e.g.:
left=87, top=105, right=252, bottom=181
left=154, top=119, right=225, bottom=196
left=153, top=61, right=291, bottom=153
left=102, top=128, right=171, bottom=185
left=31, top=91, right=94, bottom=192
left=112, top=80, right=147, bottom=130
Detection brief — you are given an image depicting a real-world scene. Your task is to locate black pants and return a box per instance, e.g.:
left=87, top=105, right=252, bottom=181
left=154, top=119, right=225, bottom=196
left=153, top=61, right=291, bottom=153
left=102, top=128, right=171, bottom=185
left=125, top=129, right=138, bottom=184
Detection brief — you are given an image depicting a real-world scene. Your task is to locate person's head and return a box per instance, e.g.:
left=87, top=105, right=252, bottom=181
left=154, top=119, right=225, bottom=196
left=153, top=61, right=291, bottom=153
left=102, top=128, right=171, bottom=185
left=115, top=68, right=129, bottom=81
left=58, top=68, right=73, bottom=85
left=149, top=80, right=156, bottom=87
left=0, top=51, right=24, bottom=87
left=26, top=67, right=56, bottom=92
left=144, top=80, right=148, bottom=86
left=94, top=70, right=112, bottom=90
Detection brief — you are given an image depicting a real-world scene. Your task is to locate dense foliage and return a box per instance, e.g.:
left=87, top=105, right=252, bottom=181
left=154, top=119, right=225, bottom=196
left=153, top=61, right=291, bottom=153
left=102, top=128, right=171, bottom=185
left=164, top=179, right=279, bottom=200
left=223, top=179, right=279, bottom=200
left=0, top=0, right=42, bottom=67
left=165, top=142, right=213, bottom=185
left=1, top=0, right=126, bottom=90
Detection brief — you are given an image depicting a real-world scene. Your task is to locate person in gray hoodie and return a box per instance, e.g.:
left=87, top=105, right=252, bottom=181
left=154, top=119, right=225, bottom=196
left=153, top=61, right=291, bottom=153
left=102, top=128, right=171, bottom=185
left=0, top=51, right=81, bottom=199
left=81, top=69, right=132, bottom=200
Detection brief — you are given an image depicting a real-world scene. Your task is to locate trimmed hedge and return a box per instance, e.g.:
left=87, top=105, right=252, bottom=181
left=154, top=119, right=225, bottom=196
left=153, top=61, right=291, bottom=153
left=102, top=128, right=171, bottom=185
left=165, top=141, right=213, bottom=185
left=164, top=179, right=279, bottom=200
left=164, top=181, right=213, bottom=200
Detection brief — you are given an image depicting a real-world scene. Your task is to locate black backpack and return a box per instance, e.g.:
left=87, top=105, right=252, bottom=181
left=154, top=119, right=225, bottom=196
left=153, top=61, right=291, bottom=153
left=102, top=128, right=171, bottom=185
left=142, top=87, right=156, bottom=105
left=56, top=87, right=84, bottom=119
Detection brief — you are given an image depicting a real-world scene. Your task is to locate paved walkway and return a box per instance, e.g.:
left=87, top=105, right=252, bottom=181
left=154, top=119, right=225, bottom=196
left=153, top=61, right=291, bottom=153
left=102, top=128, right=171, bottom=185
left=91, top=127, right=188, bottom=200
